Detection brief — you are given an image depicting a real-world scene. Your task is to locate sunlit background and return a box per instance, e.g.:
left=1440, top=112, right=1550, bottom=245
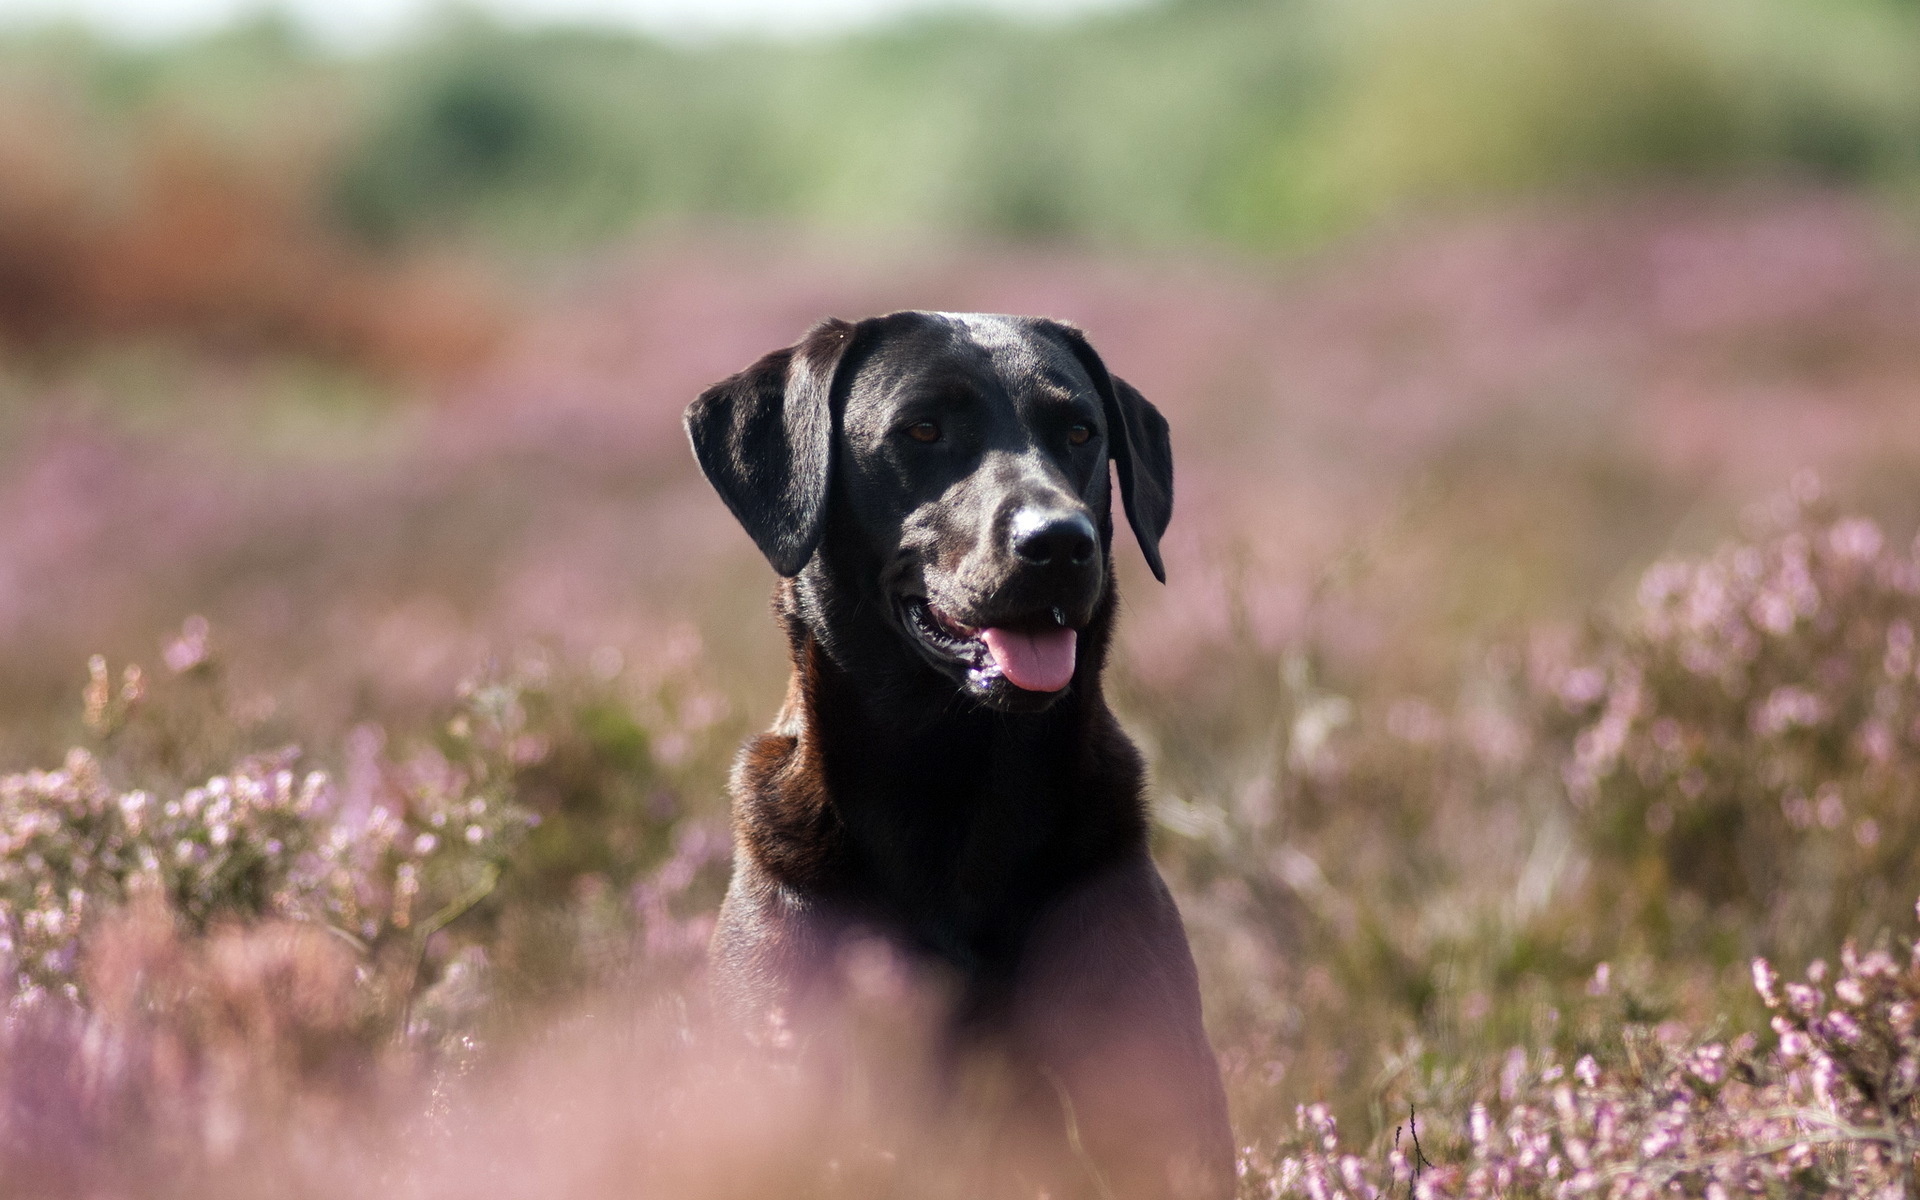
left=4, top=0, right=1140, bottom=43
left=5, top=0, right=1920, bottom=1193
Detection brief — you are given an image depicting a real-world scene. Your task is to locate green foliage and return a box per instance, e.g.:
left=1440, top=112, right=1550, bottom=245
left=14, top=0, right=1920, bottom=253
left=301, top=0, right=1920, bottom=249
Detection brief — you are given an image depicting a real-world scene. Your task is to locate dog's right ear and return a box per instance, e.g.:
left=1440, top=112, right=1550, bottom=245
left=685, top=319, right=860, bottom=577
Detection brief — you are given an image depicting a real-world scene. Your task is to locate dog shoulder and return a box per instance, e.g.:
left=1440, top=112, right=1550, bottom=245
left=728, top=726, right=846, bottom=889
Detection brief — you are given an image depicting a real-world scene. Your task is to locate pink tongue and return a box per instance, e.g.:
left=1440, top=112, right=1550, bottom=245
left=979, top=626, right=1078, bottom=692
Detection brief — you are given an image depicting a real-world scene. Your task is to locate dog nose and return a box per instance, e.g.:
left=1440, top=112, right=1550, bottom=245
left=1011, top=510, right=1097, bottom=568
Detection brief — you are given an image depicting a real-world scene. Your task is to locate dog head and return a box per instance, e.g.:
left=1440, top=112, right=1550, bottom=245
left=686, top=311, right=1172, bottom=711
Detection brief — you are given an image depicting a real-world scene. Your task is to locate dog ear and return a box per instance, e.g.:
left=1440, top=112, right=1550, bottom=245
left=685, top=318, right=860, bottom=577
left=1041, top=322, right=1174, bottom=583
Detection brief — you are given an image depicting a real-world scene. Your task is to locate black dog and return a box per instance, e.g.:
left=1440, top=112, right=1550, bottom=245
left=685, top=311, right=1232, bottom=1197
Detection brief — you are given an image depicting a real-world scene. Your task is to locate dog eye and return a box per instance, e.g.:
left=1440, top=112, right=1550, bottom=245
left=1067, top=424, right=1092, bottom=446
left=905, top=421, right=941, bottom=443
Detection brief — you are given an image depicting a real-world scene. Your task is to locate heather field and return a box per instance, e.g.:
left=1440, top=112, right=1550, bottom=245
left=6, top=183, right=1920, bottom=1195
left=9, top=0, right=1920, bottom=1193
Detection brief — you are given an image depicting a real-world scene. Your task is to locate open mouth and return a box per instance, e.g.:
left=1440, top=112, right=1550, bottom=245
left=901, top=599, right=1080, bottom=694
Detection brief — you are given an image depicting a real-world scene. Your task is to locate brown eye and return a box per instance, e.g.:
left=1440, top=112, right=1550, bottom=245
left=1067, top=424, right=1092, bottom=446
left=906, top=421, right=941, bottom=443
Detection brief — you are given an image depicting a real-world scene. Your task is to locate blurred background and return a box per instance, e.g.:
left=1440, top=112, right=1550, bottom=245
left=5, top=0, right=1920, bottom=1191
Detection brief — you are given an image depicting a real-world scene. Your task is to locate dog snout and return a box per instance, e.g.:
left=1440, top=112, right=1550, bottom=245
left=1010, top=508, right=1097, bottom=569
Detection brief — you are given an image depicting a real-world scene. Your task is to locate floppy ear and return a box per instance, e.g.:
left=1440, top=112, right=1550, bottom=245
left=1042, top=322, right=1174, bottom=583
left=685, top=318, right=860, bottom=577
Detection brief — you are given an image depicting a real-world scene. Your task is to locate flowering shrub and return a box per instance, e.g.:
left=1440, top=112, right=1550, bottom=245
left=0, top=701, right=528, bottom=1020
left=0, top=632, right=748, bottom=1192
left=1251, top=909, right=1920, bottom=1198
left=1, top=745, right=329, bottom=1003
left=1554, top=494, right=1920, bottom=961
left=0, top=628, right=735, bottom=1043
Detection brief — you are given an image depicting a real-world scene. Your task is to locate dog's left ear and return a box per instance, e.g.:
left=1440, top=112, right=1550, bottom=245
left=685, top=318, right=861, bottom=577
left=1040, top=321, right=1174, bottom=583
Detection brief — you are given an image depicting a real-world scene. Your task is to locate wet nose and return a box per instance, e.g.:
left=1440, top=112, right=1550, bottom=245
left=1010, top=509, right=1097, bottom=568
